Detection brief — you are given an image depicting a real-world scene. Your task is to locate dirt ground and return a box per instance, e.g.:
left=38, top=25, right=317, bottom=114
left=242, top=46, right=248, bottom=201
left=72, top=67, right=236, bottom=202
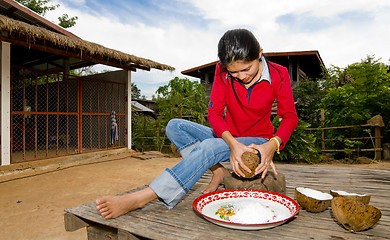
left=0, top=149, right=181, bottom=240
left=0, top=149, right=389, bottom=240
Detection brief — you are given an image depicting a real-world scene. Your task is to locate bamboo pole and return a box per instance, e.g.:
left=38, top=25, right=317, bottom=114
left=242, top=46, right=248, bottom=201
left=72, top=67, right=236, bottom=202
left=375, top=126, right=382, bottom=160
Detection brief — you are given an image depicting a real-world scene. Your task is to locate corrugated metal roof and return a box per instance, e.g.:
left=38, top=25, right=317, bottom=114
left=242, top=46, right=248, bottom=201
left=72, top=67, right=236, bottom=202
left=131, top=101, right=154, bottom=113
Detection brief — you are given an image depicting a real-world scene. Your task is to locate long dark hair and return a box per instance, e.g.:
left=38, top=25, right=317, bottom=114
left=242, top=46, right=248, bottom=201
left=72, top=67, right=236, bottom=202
left=218, top=29, right=260, bottom=66
left=217, top=29, right=284, bottom=103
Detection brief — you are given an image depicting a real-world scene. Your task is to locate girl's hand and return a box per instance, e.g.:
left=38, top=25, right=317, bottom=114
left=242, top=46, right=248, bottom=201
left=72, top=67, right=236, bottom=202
left=249, top=139, right=279, bottom=179
left=221, top=131, right=256, bottom=177
left=229, top=141, right=257, bottom=177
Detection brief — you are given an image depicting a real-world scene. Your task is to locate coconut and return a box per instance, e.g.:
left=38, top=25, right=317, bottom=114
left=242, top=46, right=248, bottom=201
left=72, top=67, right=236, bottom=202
left=224, top=171, right=286, bottom=195
left=295, top=187, right=333, bottom=212
left=330, top=190, right=371, bottom=204
left=331, top=196, right=381, bottom=232
left=238, top=151, right=259, bottom=178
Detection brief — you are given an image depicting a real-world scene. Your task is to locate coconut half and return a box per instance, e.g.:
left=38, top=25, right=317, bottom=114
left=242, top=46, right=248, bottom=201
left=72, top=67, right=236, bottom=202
left=295, top=187, right=333, bottom=212
left=330, top=190, right=371, bottom=204
left=331, top=196, right=381, bottom=232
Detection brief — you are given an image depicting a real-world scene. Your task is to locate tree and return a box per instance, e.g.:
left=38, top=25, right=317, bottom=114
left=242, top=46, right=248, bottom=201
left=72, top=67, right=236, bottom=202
left=57, top=14, right=78, bottom=28
left=70, top=66, right=98, bottom=76
left=156, top=77, right=207, bottom=125
left=15, top=0, right=78, bottom=28
left=293, top=78, right=325, bottom=127
left=320, top=56, right=390, bottom=128
left=131, top=83, right=141, bottom=99
left=318, top=56, right=390, bottom=159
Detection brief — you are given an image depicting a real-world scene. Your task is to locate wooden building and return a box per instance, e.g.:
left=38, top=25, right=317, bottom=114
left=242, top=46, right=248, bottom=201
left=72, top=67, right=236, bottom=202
left=0, top=0, right=174, bottom=165
left=182, top=51, right=325, bottom=100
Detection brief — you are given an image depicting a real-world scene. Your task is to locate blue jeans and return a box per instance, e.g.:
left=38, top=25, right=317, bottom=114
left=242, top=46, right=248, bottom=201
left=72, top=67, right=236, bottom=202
left=149, top=119, right=268, bottom=209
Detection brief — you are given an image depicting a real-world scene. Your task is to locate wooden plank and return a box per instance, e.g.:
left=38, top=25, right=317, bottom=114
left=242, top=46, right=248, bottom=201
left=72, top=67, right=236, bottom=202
left=118, top=229, right=141, bottom=240
left=87, top=225, right=117, bottom=240
left=64, top=212, right=91, bottom=232
left=64, top=164, right=390, bottom=240
left=306, top=124, right=370, bottom=130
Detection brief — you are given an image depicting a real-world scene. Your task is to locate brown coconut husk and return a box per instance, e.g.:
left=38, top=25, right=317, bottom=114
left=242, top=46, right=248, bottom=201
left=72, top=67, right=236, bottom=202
left=330, top=190, right=371, bottom=204
left=331, top=197, right=381, bottom=232
left=224, top=171, right=286, bottom=195
left=295, top=187, right=332, bottom=213
left=238, top=151, right=259, bottom=178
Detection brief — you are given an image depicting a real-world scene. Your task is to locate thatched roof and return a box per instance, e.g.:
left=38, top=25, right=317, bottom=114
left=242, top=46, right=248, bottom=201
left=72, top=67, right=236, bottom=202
left=0, top=14, right=175, bottom=71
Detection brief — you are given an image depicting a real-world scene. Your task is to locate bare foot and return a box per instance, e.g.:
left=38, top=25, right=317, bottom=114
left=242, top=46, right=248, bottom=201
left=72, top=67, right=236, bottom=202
left=202, top=163, right=231, bottom=194
left=96, top=187, right=157, bottom=219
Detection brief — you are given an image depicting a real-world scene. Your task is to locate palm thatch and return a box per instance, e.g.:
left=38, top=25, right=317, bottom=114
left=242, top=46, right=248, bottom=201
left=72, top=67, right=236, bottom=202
left=0, top=14, right=175, bottom=71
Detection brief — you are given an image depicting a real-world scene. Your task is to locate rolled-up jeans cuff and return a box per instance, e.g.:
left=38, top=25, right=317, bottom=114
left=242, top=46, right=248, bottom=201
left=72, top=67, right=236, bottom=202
left=149, top=168, right=187, bottom=209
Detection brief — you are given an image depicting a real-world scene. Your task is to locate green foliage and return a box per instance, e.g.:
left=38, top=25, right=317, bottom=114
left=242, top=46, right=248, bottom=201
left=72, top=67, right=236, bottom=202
left=131, top=83, right=142, bottom=99
left=131, top=110, right=162, bottom=152
left=70, top=66, right=98, bottom=76
left=320, top=56, right=390, bottom=143
left=292, top=55, right=390, bottom=160
left=364, top=129, right=377, bottom=160
left=344, top=139, right=363, bottom=160
left=272, top=117, right=320, bottom=163
left=58, top=14, right=78, bottom=28
left=293, top=78, right=325, bottom=127
left=156, top=77, right=208, bottom=125
left=16, top=0, right=58, bottom=15
left=16, top=0, right=78, bottom=28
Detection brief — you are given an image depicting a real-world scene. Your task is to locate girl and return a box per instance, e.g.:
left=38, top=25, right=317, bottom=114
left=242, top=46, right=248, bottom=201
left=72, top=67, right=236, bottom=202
left=96, top=29, right=298, bottom=219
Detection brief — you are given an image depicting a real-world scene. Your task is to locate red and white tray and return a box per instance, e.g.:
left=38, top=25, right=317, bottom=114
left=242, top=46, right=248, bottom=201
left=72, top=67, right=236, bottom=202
left=193, top=189, right=299, bottom=230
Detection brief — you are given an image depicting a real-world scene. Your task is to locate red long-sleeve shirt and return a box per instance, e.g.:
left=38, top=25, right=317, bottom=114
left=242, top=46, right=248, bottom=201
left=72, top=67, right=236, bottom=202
left=207, top=61, right=298, bottom=149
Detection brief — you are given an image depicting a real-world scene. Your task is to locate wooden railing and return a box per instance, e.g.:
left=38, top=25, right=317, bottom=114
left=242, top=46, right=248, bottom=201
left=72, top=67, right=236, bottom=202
left=306, top=120, right=384, bottom=160
left=132, top=127, right=171, bottom=152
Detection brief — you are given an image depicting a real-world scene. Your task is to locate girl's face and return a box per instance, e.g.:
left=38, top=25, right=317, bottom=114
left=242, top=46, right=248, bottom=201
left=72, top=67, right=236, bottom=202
left=226, top=51, right=262, bottom=85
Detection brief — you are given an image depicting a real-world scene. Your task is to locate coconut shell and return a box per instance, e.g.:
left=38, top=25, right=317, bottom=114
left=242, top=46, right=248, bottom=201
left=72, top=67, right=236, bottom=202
left=330, top=190, right=371, bottom=204
left=331, top=196, right=381, bottom=232
left=295, top=187, right=332, bottom=212
left=238, top=151, right=259, bottom=178
left=224, top=171, right=286, bottom=195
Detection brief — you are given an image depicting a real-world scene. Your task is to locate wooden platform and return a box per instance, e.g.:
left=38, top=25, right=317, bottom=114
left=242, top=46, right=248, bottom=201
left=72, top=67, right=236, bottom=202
left=64, top=164, right=390, bottom=240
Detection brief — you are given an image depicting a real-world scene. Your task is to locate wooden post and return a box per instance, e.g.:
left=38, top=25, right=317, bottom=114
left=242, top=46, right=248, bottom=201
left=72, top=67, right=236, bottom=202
left=375, top=126, right=382, bottom=160
left=127, top=70, right=132, bottom=150
left=118, top=229, right=141, bottom=240
left=156, top=121, right=160, bottom=152
left=142, top=114, right=145, bottom=152
left=1, top=41, right=11, bottom=165
left=64, top=212, right=90, bottom=232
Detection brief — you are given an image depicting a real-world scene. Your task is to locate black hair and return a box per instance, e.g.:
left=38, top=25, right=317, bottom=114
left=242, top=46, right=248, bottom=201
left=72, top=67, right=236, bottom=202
left=218, top=29, right=260, bottom=66
left=218, top=29, right=284, bottom=105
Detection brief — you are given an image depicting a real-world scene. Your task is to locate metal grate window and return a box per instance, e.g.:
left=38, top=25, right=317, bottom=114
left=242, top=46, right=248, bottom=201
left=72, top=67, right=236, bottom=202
left=11, top=67, right=126, bottom=163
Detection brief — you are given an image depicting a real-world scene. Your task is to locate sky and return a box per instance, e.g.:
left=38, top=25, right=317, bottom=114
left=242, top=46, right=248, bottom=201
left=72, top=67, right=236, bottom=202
left=45, top=0, right=390, bottom=98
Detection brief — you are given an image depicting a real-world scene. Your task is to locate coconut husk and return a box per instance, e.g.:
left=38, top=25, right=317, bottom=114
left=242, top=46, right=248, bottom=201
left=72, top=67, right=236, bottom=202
left=295, top=187, right=332, bottom=213
left=357, top=157, right=373, bottom=164
left=224, top=171, right=286, bottom=195
left=367, top=115, right=385, bottom=127
left=238, top=151, right=259, bottom=178
left=331, top=197, right=381, bottom=232
left=330, top=190, right=371, bottom=204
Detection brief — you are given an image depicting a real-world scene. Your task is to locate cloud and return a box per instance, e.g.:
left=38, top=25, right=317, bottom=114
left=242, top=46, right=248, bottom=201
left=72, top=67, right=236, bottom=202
left=61, top=0, right=210, bottom=29
left=276, top=10, right=375, bottom=33
left=45, top=0, right=390, bottom=98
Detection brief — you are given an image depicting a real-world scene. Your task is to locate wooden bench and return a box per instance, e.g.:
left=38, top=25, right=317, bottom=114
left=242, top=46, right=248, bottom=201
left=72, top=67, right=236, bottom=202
left=64, top=164, right=390, bottom=239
